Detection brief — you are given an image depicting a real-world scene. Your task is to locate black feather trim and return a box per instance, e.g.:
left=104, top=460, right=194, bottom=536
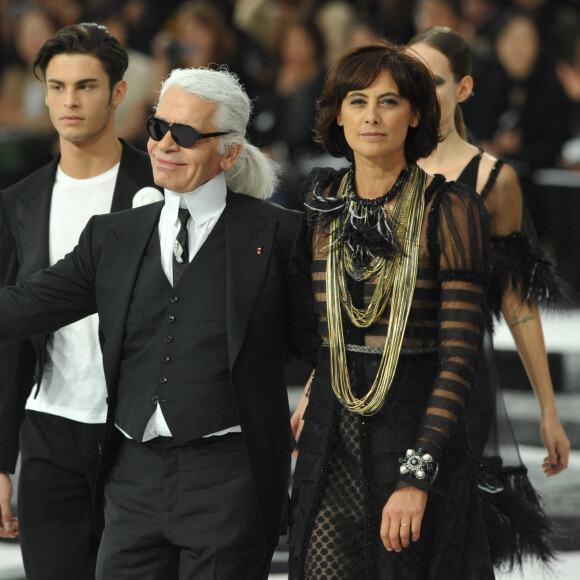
left=488, top=232, right=579, bottom=319
left=303, top=166, right=411, bottom=273
left=477, top=457, right=556, bottom=570
left=302, top=167, right=348, bottom=227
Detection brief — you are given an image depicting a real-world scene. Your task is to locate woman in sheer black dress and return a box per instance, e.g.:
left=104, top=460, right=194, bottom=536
left=289, top=42, right=494, bottom=579
left=408, top=26, right=571, bottom=569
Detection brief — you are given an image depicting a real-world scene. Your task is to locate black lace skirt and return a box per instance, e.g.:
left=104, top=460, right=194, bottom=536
left=289, top=350, right=495, bottom=580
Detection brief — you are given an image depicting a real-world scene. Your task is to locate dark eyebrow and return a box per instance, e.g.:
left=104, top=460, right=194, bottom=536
left=347, top=91, right=401, bottom=98
left=46, top=78, right=100, bottom=85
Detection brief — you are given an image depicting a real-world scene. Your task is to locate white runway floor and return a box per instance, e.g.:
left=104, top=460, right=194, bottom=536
left=2, top=543, right=579, bottom=580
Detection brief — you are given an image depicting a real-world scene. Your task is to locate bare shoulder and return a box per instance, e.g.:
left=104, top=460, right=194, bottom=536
left=494, top=158, right=519, bottom=189
left=479, top=153, right=522, bottom=232
left=479, top=152, right=520, bottom=198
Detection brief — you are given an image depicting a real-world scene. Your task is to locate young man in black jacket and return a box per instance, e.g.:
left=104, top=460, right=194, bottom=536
left=0, top=23, right=158, bottom=580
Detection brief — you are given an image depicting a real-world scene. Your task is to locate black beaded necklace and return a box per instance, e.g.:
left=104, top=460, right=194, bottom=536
left=352, top=165, right=409, bottom=205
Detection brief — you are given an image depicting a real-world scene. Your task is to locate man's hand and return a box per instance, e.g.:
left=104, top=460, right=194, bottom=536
left=380, top=485, right=427, bottom=552
left=0, top=471, right=18, bottom=538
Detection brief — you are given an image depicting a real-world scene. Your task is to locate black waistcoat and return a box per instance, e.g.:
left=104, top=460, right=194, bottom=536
left=115, top=213, right=239, bottom=444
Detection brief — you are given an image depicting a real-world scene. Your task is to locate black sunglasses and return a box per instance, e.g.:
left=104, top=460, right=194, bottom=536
left=146, top=115, right=236, bottom=148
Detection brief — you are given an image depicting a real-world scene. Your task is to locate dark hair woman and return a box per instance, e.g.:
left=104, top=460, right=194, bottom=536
left=289, top=41, right=494, bottom=579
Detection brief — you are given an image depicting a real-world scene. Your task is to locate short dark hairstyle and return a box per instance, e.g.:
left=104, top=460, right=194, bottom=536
left=33, top=22, right=128, bottom=89
left=315, top=41, right=441, bottom=164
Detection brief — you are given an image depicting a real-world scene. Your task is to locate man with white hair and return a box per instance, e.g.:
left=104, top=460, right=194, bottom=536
left=0, top=65, right=320, bottom=579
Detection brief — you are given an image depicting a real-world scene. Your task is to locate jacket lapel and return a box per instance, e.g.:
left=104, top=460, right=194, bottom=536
left=14, top=142, right=153, bottom=281
left=225, top=192, right=276, bottom=370
left=111, top=139, right=157, bottom=212
left=100, top=202, right=164, bottom=392
left=101, top=191, right=276, bottom=385
left=14, top=159, right=59, bottom=280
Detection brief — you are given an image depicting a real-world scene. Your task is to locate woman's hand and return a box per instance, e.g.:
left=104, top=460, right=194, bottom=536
left=380, top=485, right=427, bottom=552
left=291, top=393, right=308, bottom=457
left=291, top=371, right=314, bottom=457
left=541, top=411, right=570, bottom=476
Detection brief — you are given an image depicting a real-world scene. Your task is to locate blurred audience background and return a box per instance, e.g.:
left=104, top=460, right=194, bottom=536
left=1, top=0, right=580, bottom=287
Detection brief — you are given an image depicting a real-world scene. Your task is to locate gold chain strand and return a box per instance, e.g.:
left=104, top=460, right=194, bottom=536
left=336, top=164, right=423, bottom=328
left=326, top=164, right=427, bottom=415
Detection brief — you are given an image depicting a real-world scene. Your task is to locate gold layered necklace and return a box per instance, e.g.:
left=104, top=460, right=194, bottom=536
left=326, top=163, right=427, bottom=415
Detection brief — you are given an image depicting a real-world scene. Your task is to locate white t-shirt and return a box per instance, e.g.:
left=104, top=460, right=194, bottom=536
left=25, top=164, right=119, bottom=423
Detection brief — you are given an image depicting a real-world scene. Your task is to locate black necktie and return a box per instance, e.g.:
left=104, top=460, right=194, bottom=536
left=172, top=207, right=190, bottom=286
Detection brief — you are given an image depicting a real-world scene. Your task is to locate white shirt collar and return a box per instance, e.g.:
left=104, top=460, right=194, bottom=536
left=164, top=172, right=227, bottom=225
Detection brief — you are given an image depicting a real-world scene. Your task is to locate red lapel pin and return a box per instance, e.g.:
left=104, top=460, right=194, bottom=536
left=257, top=247, right=262, bottom=254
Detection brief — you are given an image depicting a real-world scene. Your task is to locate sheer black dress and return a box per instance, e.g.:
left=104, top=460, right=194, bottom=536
left=289, top=166, right=495, bottom=580
left=459, top=150, right=568, bottom=568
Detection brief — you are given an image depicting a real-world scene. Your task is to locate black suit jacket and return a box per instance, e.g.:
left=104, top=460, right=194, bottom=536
left=0, top=139, right=156, bottom=472
left=0, top=190, right=320, bottom=546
